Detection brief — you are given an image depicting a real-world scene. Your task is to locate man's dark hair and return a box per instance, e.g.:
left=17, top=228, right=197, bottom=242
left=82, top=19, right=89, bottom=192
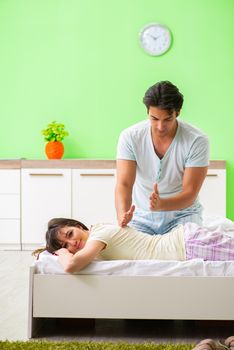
left=143, top=81, right=184, bottom=113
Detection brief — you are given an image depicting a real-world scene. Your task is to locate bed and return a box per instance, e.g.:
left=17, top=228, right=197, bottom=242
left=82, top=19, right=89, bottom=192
left=28, top=215, right=234, bottom=338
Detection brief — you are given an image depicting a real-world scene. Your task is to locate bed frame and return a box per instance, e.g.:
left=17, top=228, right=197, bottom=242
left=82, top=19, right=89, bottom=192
left=28, top=161, right=231, bottom=338
left=28, top=265, right=234, bottom=338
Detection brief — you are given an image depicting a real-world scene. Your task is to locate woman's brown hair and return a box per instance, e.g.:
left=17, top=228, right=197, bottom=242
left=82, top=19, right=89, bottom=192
left=32, top=218, right=88, bottom=258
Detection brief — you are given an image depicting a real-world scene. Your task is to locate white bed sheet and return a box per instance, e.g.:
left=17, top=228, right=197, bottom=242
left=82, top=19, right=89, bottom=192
left=34, top=216, right=234, bottom=277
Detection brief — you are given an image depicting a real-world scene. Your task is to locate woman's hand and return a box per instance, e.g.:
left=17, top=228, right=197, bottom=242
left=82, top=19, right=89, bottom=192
left=54, top=248, right=73, bottom=256
left=55, top=240, right=105, bottom=274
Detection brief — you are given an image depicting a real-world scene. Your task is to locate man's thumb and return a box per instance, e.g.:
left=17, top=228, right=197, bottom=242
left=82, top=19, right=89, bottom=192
left=129, top=204, right=135, bottom=214
left=154, top=183, right=159, bottom=194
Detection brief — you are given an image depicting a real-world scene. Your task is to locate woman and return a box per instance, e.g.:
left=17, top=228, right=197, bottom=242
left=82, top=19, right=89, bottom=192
left=35, top=217, right=234, bottom=274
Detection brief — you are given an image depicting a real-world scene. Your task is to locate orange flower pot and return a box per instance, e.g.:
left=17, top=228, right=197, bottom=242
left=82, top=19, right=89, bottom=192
left=45, top=141, right=64, bottom=159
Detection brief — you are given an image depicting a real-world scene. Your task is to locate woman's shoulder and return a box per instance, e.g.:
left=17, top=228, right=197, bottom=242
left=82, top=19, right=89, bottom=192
left=90, top=223, right=121, bottom=236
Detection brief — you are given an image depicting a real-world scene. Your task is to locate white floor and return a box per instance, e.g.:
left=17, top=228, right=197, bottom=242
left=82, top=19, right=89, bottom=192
left=0, top=250, right=234, bottom=343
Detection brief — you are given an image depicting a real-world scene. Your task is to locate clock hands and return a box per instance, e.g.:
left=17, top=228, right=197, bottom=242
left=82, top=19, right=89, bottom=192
left=140, top=23, right=171, bottom=55
left=147, top=34, right=160, bottom=41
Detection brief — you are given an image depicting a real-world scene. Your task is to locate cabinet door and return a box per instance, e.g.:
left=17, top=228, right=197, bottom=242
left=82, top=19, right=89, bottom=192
left=72, top=169, right=116, bottom=227
left=199, top=169, right=226, bottom=217
left=0, top=170, right=20, bottom=249
left=21, top=169, right=71, bottom=249
left=0, top=220, right=20, bottom=246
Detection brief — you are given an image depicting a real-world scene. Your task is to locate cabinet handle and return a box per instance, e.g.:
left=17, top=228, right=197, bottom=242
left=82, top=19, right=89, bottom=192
left=206, top=174, right=218, bottom=177
left=80, top=174, right=115, bottom=176
left=29, top=173, right=63, bottom=176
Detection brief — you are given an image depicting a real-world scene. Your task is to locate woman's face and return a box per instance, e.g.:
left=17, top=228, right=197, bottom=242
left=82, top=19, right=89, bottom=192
left=57, top=226, right=89, bottom=254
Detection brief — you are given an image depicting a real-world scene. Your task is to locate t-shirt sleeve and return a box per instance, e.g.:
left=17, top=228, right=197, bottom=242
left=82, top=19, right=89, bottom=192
left=185, top=135, right=210, bottom=167
left=88, top=224, right=120, bottom=247
left=116, top=129, right=136, bottom=161
left=88, top=227, right=109, bottom=246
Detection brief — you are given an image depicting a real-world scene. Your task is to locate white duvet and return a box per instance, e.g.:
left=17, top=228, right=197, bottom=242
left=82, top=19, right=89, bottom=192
left=34, top=216, right=234, bottom=277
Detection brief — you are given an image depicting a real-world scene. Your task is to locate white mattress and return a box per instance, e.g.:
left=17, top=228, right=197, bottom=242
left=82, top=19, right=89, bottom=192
left=34, top=216, right=234, bottom=277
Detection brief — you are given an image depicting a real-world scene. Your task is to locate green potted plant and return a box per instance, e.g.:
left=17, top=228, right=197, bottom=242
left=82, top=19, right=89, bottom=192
left=42, top=121, right=69, bottom=159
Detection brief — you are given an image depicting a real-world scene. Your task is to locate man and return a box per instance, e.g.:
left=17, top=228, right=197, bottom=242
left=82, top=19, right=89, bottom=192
left=115, top=80, right=209, bottom=235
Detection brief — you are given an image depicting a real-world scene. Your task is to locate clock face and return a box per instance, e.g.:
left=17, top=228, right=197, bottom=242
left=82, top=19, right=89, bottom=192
left=139, top=24, right=172, bottom=56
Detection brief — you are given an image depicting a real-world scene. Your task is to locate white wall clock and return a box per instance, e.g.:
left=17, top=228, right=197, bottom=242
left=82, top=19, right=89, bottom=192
left=139, top=23, right=172, bottom=56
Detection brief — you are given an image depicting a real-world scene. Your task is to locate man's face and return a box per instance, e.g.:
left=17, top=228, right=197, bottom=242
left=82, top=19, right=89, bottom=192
left=148, top=106, right=179, bottom=138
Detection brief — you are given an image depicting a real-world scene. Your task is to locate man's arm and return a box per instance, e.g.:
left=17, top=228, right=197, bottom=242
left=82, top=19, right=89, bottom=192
left=115, top=159, right=136, bottom=226
left=150, top=166, right=208, bottom=211
left=56, top=240, right=105, bottom=273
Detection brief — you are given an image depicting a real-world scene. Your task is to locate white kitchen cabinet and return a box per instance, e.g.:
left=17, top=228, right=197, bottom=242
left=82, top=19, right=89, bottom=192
left=72, top=169, right=117, bottom=227
left=0, top=170, right=20, bottom=249
left=21, top=169, right=72, bottom=250
left=20, top=165, right=227, bottom=249
left=199, top=168, right=226, bottom=217
left=0, top=160, right=227, bottom=250
left=72, top=167, right=226, bottom=226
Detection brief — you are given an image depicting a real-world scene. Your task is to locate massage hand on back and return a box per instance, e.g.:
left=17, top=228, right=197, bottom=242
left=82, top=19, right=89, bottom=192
left=33, top=81, right=234, bottom=274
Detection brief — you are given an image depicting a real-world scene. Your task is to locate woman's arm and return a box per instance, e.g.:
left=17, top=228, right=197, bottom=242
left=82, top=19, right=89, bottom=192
left=56, top=240, right=105, bottom=273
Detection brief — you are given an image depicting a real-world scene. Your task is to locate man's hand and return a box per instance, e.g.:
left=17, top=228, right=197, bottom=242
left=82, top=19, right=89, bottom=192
left=149, top=183, right=161, bottom=210
left=118, top=204, right=135, bottom=227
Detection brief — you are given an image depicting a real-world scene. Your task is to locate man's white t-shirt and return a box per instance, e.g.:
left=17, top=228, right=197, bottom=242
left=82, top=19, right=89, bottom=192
left=117, top=119, right=209, bottom=211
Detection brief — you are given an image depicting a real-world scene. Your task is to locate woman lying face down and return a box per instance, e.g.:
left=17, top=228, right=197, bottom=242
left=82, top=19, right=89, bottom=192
left=35, top=218, right=234, bottom=274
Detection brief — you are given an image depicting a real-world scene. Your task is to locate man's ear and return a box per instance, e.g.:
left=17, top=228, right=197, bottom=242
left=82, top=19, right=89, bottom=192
left=176, top=110, right=181, bottom=117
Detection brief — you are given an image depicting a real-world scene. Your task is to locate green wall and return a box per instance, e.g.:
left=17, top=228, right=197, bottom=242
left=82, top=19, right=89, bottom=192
left=0, top=0, right=233, bottom=218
